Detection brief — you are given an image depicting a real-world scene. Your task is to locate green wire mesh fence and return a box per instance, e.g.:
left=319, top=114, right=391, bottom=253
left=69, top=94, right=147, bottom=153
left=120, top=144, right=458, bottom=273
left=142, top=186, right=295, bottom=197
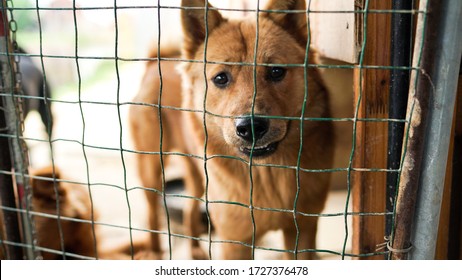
left=1, top=0, right=460, bottom=260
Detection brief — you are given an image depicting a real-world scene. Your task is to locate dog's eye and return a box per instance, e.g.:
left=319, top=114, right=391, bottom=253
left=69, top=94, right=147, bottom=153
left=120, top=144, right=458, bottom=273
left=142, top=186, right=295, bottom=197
left=267, top=67, right=286, bottom=82
left=213, top=72, right=231, bottom=88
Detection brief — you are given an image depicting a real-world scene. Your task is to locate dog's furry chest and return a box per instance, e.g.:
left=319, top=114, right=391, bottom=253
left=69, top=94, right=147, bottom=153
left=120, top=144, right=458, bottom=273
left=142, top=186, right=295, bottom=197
left=205, top=161, right=299, bottom=230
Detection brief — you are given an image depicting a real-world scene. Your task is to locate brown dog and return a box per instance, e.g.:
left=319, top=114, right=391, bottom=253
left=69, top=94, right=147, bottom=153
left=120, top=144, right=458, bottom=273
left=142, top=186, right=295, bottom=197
left=0, top=167, right=151, bottom=259
left=180, top=0, right=334, bottom=259
left=130, top=0, right=334, bottom=259
left=30, top=167, right=152, bottom=260
left=30, top=166, right=98, bottom=259
left=129, top=46, right=206, bottom=259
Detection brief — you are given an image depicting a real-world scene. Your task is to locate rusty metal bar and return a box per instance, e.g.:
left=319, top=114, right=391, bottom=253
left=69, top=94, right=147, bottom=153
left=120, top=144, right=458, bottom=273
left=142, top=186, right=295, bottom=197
left=409, top=0, right=462, bottom=260
left=386, top=0, right=413, bottom=239
left=0, top=98, right=23, bottom=260
left=0, top=0, right=24, bottom=260
left=390, top=0, right=462, bottom=260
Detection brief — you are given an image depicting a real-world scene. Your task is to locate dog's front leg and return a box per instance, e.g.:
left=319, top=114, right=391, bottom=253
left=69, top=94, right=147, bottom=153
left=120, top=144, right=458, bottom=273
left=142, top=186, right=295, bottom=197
left=214, top=209, right=255, bottom=260
left=137, top=152, right=164, bottom=259
left=220, top=240, right=253, bottom=260
left=145, top=186, right=162, bottom=257
left=283, top=216, right=319, bottom=260
left=182, top=157, right=207, bottom=259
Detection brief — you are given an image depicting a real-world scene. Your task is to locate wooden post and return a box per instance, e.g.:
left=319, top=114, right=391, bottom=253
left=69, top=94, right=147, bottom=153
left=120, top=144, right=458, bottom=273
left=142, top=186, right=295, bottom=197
left=352, top=0, right=392, bottom=259
left=436, top=71, right=462, bottom=259
left=434, top=96, right=456, bottom=259
left=452, top=74, right=462, bottom=259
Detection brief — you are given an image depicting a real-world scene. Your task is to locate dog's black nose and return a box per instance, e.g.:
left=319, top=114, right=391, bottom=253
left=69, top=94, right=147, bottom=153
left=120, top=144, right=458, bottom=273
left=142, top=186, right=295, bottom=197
left=235, top=117, right=269, bottom=143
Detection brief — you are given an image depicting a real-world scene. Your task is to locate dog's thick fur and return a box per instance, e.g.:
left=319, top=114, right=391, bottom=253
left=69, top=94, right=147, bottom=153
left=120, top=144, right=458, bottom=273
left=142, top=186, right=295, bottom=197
left=30, top=166, right=97, bottom=259
left=129, top=0, right=334, bottom=259
left=129, top=46, right=206, bottom=259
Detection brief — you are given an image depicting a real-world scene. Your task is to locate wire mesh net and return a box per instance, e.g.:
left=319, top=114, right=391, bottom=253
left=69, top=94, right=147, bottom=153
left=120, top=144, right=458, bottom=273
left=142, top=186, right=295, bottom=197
left=0, top=0, right=433, bottom=260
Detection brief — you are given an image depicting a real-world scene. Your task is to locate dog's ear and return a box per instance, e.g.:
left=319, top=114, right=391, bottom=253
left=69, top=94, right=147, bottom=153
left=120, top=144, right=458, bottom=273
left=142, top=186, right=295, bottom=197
left=262, top=0, right=308, bottom=47
left=31, top=166, right=65, bottom=201
left=181, top=0, right=225, bottom=59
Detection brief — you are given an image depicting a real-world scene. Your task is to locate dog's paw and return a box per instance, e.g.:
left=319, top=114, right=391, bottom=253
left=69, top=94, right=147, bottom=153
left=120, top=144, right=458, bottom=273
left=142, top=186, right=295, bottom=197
left=310, top=252, right=320, bottom=260
left=192, top=246, right=208, bottom=260
left=134, top=250, right=162, bottom=260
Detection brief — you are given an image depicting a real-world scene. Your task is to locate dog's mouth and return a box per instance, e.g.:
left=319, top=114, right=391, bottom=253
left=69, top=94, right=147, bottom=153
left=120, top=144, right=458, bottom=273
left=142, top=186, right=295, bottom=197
left=239, top=141, right=279, bottom=158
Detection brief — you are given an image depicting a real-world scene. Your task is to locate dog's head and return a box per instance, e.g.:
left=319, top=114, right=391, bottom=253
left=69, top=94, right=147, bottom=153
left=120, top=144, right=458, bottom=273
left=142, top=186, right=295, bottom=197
left=31, top=166, right=66, bottom=210
left=181, top=0, right=327, bottom=160
left=31, top=166, right=96, bottom=259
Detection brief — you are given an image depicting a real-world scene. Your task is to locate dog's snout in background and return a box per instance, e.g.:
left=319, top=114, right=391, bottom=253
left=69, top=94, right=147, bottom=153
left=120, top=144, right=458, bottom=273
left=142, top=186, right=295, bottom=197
left=235, top=117, right=269, bottom=142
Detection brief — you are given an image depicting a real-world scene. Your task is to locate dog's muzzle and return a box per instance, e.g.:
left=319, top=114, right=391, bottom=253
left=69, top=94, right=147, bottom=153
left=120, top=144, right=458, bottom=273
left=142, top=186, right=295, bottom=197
left=235, top=117, right=278, bottom=158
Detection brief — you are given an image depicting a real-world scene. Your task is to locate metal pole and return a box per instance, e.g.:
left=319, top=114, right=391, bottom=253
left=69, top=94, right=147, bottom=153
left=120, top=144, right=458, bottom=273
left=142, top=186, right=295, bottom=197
left=390, top=0, right=462, bottom=260
left=409, top=0, right=462, bottom=260
left=1, top=0, right=38, bottom=259
left=0, top=96, right=23, bottom=260
left=0, top=1, right=24, bottom=260
left=386, top=0, right=413, bottom=239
